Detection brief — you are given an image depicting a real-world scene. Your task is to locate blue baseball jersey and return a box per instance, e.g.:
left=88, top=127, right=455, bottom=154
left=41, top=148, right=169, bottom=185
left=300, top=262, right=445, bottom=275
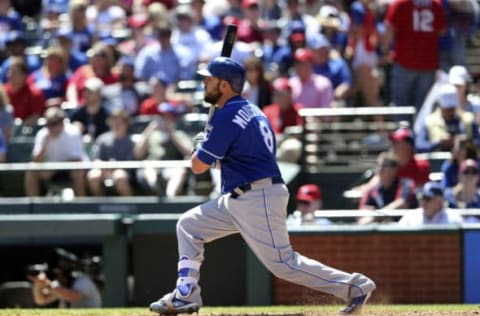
left=196, top=95, right=282, bottom=193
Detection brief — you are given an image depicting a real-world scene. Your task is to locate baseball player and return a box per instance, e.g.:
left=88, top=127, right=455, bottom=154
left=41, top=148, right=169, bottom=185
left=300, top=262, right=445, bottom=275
left=149, top=57, right=376, bottom=315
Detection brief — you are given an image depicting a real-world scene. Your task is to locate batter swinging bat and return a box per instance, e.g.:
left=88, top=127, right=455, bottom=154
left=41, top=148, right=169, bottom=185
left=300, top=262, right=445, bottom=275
left=204, top=24, right=238, bottom=133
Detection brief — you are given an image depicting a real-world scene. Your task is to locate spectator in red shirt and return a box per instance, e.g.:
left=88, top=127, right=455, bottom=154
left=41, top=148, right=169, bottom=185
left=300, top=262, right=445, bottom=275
left=263, top=77, right=303, bottom=134
left=389, top=126, right=431, bottom=187
left=382, top=0, right=446, bottom=115
left=237, top=0, right=264, bottom=44
left=263, top=78, right=304, bottom=163
left=5, top=57, right=46, bottom=126
left=139, top=74, right=172, bottom=116
left=66, top=42, right=119, bottom=106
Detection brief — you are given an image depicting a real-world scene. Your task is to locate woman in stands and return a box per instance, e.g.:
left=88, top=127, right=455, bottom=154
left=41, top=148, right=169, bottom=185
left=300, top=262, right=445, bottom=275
left=440, top=135, right=478, bottom=189
left=67, top=0, right=94, bottom=54
left=66, top=42, right=119, bottom=106
left=444, top=159, right=480, bottom=223
left=27, top=47, right=69, bottom=108
left=242, top=56, right=272, bottom=109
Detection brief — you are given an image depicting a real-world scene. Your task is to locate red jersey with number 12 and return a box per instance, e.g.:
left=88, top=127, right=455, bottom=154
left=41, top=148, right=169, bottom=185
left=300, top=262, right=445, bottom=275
left=385, top=0, right=446, bottom=70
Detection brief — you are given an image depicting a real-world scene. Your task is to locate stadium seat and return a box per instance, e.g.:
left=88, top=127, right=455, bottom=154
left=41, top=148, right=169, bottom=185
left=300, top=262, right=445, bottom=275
left=0, top=281, right=35, bottom=308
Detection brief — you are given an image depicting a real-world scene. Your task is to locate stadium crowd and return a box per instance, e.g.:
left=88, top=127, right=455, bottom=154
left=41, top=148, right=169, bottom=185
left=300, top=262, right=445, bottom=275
left=0, top=0, right=479, bottom=222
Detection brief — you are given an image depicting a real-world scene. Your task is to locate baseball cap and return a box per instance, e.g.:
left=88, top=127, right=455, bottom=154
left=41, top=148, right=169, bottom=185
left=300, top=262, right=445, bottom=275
left=296, top=184, right=322, bottom=202
left=242, top=0, right=259, bottom=8
left=317, top=5, right=341, bottom=29
left=437, top=84, right=458, bottom=109
left=84, top=77, right=104, bottom=92
left=389, top=127, right=414, bottom=144
left=459, top=159, right=479, bottom=173
left=448, top=65, right=471, bottom=86
left=290, top=32, right=306, bottom=43
left=4, top=30, right=26, bottom=45
left=308, top=33, right=331, bottom=50
left=128, top=14, right=148, bottom=28
left=197, top=57, right=246, bottom=93
left=272, top=77, right=291, bottom=92
left=294, top=48, right=314, bottom=63
left=419, top=181, right=444, bottom=199
left=175, top=4, right=194, bottom=19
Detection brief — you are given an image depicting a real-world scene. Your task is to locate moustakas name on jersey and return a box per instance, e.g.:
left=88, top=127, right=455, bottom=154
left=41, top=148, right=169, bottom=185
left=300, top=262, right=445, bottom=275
left=196, top=95, right=282, bottom=193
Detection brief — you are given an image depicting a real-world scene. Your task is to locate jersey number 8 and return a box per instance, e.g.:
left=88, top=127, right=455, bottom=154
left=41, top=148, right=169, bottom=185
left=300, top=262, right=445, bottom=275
left=259, top=120, right=275, bottom=154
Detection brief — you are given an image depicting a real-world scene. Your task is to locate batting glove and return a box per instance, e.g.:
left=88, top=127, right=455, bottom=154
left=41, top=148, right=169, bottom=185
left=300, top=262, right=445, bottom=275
left=192, top=132, right=205, bottom=154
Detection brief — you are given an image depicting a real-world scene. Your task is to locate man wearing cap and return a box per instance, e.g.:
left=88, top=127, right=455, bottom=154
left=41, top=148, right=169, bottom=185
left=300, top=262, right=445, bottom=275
left=389, top=126, right=431, bottom=187
left=309, top=33, right=352, bottom=104
left=237, top=0, right=264, bottom=44
left=263, top=77, right=303, bottom=134
left=25, top=107, right=87, bottom=197
left=289, top=48, right=334, bottom=108
left=416, top=83, right=480, bottom=153
left=117, top=14, right=150, bottom=57
left=288, top=183, right=332, bottom=225
left=448, top=65, right=473, bottom=112
left=69, top=77, right=110, bottom=140
left=149, top=56, right=376, bottom=315
left=359, top=152, right=417, bottom=224
left=398, top=181, right=463, bottom=225
left=263, top=77, right=303, bottom=162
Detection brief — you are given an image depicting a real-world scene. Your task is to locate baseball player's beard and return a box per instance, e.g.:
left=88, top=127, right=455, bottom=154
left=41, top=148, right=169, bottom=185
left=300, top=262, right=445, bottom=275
left=204, top=83, right=222, bottom=105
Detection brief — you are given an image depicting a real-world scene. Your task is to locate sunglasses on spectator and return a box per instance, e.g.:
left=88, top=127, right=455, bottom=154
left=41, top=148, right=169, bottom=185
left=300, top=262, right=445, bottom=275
left=46, top=119, right=63, bottom=127
left=297, top=200, right=311, bottom=205
left=421, top=196, right=433, bottom=202
left=462, top=168, right=478, bottom=175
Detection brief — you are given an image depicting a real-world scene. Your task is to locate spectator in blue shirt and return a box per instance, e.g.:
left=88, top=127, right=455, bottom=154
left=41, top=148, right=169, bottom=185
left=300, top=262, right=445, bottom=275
left=440, top=135, right=478, bottom=189
left=0, top=31, right=42, bottom=83
left=54, top=28, right=89, bottom=73
left=67, top=0, right=94, bottom=54
left=0, top=128, right=6, bottom=162
left=134, top=22, right=195, bottom=82
left=0, top=0, right=23, bottom=54
left=309, top=33, right=352, bottom=105
left=27, top=46, right=69, bottom=108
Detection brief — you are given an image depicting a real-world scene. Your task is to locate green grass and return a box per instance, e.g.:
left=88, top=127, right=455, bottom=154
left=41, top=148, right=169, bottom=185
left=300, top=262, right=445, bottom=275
left=0, top=305, right=478, bottom=316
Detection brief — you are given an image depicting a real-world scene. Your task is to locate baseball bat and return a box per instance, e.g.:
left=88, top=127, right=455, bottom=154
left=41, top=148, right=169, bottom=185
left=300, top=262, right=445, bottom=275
left=204, top=24, right=237, bottom=133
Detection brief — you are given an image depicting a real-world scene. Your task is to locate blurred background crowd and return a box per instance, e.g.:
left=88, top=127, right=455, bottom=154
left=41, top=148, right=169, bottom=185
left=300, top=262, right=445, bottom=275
left=0, top=0, right=479, bottom=220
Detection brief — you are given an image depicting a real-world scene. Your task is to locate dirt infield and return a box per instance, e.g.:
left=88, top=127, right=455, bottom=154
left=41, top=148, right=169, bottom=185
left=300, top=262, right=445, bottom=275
left=1, top=306, right=479, bottom=316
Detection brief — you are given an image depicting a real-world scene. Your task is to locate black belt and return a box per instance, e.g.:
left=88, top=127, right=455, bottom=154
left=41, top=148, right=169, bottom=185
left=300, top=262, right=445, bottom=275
left=230, top=176, right=284, bottom=199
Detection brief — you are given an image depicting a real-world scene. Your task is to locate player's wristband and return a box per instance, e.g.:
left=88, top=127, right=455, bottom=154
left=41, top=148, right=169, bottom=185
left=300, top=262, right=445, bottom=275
left=50, top=280, right=60, bottom=289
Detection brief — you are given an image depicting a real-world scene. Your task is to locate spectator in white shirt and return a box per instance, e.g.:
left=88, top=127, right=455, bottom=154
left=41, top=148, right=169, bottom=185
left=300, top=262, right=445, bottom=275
left=398, top=181, right=463, bottom=226
left=24, top=107, right=87, bottom=197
